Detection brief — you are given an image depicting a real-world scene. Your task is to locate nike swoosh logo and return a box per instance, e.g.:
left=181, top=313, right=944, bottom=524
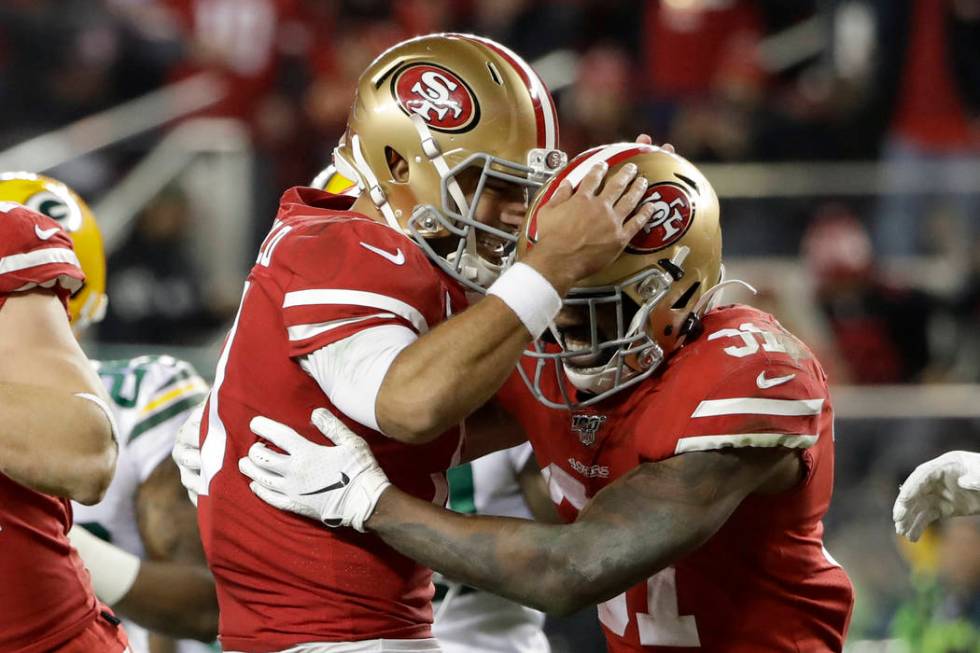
left=360, top=242, right=405, bottom=265
left=756, top=372, right=796, bottom=389
left=300, top=472, right=351, bottom=496
left=35, top=225, right=60, bottom=240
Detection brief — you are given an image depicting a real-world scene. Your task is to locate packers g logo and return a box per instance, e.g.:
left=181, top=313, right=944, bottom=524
left=627, top=182, right=695, bottom=254
left=393, top=63, right=480, bottom=132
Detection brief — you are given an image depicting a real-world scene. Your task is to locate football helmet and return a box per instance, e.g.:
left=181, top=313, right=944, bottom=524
left=333, top=32, right=566, bottom=291
left=519, top=143, right=732, bottom=409
left=0, top=173, right=108, bottom=331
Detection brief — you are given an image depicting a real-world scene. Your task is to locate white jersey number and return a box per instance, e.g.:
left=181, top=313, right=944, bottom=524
left=707, top=322, right=787, bottom=359
left=545, top=464, right=701, bottom=646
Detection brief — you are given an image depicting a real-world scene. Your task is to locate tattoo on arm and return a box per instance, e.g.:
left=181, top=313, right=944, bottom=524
left=369, top=448, right=796, bottom=614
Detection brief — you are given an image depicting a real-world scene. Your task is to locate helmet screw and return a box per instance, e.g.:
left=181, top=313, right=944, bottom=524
left=546, top=151, right=563, bottom=169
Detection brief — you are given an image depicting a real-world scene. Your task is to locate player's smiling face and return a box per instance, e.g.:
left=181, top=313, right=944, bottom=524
left=553, top=300, right=627, bottom=370
left=453, top=167, right=529, bottom=265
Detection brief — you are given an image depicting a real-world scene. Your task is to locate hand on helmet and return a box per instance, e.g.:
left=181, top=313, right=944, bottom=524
left=893, top=450, right=980, bottom=541
left=172, top=400, right=206, bottom=507
left=240, top=409, right=391, bottom=532
left=525, top=160, right=656, bottom=294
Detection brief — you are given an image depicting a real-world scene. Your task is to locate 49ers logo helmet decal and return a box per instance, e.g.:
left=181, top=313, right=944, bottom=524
left=392, top=63, right=480, bottom=132
left=627, top=182, right=695, bottom=253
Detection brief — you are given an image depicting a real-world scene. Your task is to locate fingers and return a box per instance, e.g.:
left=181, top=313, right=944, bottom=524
left=311, top=408, right=362, bottom=446
left=576, top=162, right=608, bottom=196
left=614, top=175, right=649, bottom=217
left=499, top=201, right=527, bottom=227
left=635, top=133, right=653, bottom=145
left=958, top=473, right=980, bottom=491
left=905, top=506, right=940, bottom=542
left=623, top=201, right=657, bottom=241
left=173, top=444, right=202, bottom=475
left=598, top=162, right=638, bottom=204
left=249, top=482, right=292, bottom=512
left=239, top=456, right=284, bottom=493
left=545, top=179, right=573, bottom=206
left=660, top=143, right=675, bottom=154
left=248, top=441, right=289, bottom=475
left=250, top=416, right=305, bottom=452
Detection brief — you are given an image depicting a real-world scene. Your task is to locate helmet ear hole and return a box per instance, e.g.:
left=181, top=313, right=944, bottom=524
left=671, top=281, right=701, bottom=310
left=385, top=147, right=409, bottom=183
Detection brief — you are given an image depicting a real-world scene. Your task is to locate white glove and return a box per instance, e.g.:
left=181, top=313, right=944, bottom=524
left=172, top=400, right=206, bottom=507
left=239, top=408, right=391, bottom=532
left=893, top=450, right=980, bottom=541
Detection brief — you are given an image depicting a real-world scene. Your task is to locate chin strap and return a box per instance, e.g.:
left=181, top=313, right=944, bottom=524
left=333, top=136, right=403, bottom=233
left=410, top=115, right=470, bottom=216
left=691, top=266, right=758, bottom=319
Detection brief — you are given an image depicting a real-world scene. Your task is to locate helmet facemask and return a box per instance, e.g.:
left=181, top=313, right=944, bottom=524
left=522, top=248, right=692, bottom=410
left=407, top=139, right=565, bottom=292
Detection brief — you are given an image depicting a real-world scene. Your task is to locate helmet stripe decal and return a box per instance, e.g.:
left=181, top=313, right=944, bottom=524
left=461, top=35, right=558, bottom=149
left=526, top=143, right=654, bottom=243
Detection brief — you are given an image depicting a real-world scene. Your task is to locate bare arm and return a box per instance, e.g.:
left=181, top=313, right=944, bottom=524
left=457, top=398, right=528, bottom=464
left=115, top=458, right=217, bottom=642
left=0, top=291, right=115, bottom=504
left=516, top=456, right=561, bottom=523
left=376, top=163, right=655, bottom=443
left=367, top=448, right=799, bottom=615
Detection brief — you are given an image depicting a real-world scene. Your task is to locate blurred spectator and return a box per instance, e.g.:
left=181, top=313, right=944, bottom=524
left=864, top=0, right=980, bottom=258
left=892, top=517, right=980, bottom=652
left=557, top=45, right=636, bottom=155
left=802, top=205, right=939, bottom=383
left=99, top=187, right=227, bottom=345
left=638, top=0, right=767, bottom=160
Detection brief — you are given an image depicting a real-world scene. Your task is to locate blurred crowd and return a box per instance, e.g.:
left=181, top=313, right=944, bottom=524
left=1, top=2, right=980, bottom=647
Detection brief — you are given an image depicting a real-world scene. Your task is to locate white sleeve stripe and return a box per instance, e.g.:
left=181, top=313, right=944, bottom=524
left=691, top=397, right=824, bottom=418
left=0, top=247, right=80, bottom=275
left=283, top=289, right=428, bottom=333
left=287, top=312, right=397, bottom=342
left=674, top=433, right=818, bottom=454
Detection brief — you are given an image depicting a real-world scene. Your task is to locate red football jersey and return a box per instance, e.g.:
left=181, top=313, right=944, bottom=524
left=0, top=205, right=124, bottom=652
left=197, top=187, right=468, bottom=651
left=501, top=305, right=854, bottom=652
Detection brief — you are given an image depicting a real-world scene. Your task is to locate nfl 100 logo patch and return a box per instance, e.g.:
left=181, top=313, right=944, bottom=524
left=570, top=414, right=607, bottom=446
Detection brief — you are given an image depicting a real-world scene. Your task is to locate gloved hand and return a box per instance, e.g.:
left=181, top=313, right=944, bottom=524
left=893, top=450, right=980, bottom=541
left=240, top=408, right=391, bottom=532
left=172, top=400, right=206, bottom=507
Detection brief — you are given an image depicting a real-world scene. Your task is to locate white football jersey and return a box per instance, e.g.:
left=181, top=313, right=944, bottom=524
left=72, top=354, right=214, bottom=653
left=433, top=443, right=550, bottom=653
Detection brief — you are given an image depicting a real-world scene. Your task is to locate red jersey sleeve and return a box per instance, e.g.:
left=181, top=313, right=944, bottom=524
left=0, top=204, right=84, bottom=312
left=669, top=359, right=828, bottom=455
left=635, top=307, right=833, bottom=461
left=268, top=216, right=460, bottom=358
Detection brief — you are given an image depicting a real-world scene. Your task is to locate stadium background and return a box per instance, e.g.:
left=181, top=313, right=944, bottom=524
left=1, top=0, right=978, bottom=650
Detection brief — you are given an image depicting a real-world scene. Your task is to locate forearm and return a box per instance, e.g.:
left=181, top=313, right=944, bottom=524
left=368, top=486, right=581, bottom=613
left=368, top=482, right=717, bottom=614
left=116, top=560, right=218, bottom=642
left=0, top=383, right=115, bottom=503
left=377, top=296, right=533, bottom=441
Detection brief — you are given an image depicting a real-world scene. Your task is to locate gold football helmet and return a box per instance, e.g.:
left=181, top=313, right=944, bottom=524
left=333, top=32, right=566, bottom=291
left=519, top=144, right=731, bottom=409
left=0, top=173, right=108, bottom=331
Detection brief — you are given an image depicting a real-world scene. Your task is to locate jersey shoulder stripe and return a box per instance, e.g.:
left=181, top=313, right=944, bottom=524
left=129, top=393, right=205, bottom=442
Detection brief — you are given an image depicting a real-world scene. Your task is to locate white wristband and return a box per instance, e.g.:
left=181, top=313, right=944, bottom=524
left=68, top=524, right=141, bottom=606
left=487, top=262, right=562, bottom=338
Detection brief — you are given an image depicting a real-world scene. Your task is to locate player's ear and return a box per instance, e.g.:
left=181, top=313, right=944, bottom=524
left=386, top=147, right=409, bottom=183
